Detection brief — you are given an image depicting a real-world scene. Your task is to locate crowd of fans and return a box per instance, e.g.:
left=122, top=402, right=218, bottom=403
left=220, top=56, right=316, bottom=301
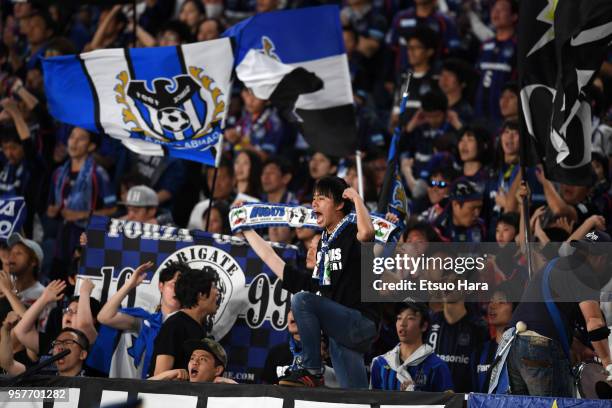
left=0, top=0, right=611, bottom=397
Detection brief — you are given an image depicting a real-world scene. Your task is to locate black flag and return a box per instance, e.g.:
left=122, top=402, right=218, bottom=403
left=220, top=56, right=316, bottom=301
left=519, top=0, right=612, bottom=185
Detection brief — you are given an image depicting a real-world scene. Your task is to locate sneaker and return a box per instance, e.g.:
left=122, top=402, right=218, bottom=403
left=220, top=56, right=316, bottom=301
left=278, top=368, right=324, bottom=387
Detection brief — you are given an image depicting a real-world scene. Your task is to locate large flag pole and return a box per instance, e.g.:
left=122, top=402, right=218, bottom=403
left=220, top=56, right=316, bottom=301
left=205, top=127, right=225, bottom=232
left=519, top=142, right=534, bottom=280
left=205, top=166, right=219, bottom=232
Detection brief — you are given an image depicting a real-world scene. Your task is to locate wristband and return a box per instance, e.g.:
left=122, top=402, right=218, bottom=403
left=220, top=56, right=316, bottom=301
left=587, top=326, right=611, bottom=342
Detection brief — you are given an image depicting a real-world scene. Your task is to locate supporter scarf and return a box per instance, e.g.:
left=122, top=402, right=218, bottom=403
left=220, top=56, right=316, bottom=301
left=229, top=203, right=401, bottom=244
left=383, top=343, right=434, bottom=391
left=121, top=307, right=164, bottom=380
left=54, top=155, right=96, bottom=213
left=315, top=214, right=352, bottom=287
left=487, top=327, right=514, bottom=394
left=288, top=336, right=303, bottom=371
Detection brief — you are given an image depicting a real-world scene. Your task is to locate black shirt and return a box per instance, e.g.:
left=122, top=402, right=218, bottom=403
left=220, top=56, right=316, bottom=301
left=282, top=223, right=380, bottom=327
left=148, top=311, right=206, bottom=376
left=510, top=255, right=601, bottom=343
left=427, top=311, right=489, bottom=393
left=262, top=341, right=293, bottom=384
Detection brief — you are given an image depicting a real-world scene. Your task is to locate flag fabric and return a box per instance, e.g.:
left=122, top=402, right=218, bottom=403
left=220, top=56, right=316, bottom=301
left=42, top=40, right=234, bottom=166
left=223, top=5, right=358, bottom=158
left=519, top=0, right=612, bottom=185
left=468, top=393, right=611, bottom=408
left=79, top=216, right=298, bottom=383
left=0, top=197, right=26, bottom=241
left=377, top=132, right=409, bottom=219
left=9, top=375, right=466, bottom=407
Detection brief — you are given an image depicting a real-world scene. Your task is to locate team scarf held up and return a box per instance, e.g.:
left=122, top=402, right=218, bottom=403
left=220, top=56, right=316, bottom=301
left=229, top=203, right=401, bottom=245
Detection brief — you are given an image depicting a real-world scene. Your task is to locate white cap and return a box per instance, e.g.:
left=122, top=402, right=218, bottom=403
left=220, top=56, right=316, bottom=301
left=7, top=233, right=44, bottom=268
left=120, top=185, right=159, bottom=207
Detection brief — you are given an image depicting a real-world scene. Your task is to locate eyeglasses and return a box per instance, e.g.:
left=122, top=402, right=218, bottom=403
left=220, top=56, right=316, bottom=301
left=51, top=339, right=84, bottom=349
left=429, top=180, right=448, bottom=188
left=62, top=307, right=77, bottom=316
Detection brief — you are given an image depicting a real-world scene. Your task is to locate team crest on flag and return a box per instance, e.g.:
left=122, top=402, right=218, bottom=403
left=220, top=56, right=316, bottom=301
left=115, top=67, right=225, bottom=147
left=390, top=173, right=409, bottom=217
left=42, top=39, right=234, bottom=165
left=154, top=244, right=246, bottom=338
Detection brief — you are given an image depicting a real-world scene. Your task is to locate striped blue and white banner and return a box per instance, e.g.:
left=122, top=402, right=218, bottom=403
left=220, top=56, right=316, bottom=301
left=42, top=39, right=234, bottom=166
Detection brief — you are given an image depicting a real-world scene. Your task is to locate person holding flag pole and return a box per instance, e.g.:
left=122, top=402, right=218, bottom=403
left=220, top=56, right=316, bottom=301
left=377, top=72, right=412, bottom=221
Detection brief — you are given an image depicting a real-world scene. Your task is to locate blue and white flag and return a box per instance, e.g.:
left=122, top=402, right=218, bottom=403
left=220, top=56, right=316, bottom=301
left=0, top=196, right=26, bottom=241
left=42, top=40, right=234, bottom=166
left=224, top=6, right=357, bottom=158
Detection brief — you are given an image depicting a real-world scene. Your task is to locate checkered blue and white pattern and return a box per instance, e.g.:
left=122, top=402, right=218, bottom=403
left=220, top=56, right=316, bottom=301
left=79, top=216, right=297, bottom=383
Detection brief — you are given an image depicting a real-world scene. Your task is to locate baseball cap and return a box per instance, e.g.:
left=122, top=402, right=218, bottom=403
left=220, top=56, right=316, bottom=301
left=395, top=302, right=430, bottom=325
left=450, top=178, right=482, bottom=202
left=119, top=185, right=159, bottom=207
left=184, top=338, right=228, bottom=368
left=7, top=233, right=43, bottom=267
left=571, top=229, right=612, bottom=255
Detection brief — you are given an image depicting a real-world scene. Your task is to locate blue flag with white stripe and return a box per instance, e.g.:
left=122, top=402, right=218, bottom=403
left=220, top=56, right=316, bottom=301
left=223, top=6, right=357, bottom=158
left=0, top=196, right=26, bottom=241
left=42, top=40, right=234, bottom=166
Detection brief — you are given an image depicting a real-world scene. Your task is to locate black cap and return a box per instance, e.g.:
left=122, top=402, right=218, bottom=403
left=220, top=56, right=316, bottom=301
left=184, top=337, right=228, bottom=368
left=395, top=302, right=430, bottom=324
left=571, top=230, right=612, bottom=255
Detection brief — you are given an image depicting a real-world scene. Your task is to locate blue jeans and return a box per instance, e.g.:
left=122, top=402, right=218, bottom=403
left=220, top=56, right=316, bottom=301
left=290, top=291, right=377, bottom=389
left=507, top=335, right=574, bottom=397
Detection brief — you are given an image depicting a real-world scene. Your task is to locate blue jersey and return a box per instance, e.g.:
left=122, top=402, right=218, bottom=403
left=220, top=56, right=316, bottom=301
left=386, top=8, right=460, bottom=78
left=238, top=107, right=285, bottom=156
left=427, top=311, right=489, bottom=392
left=433, top=209, right=487, bottom=243
left=474, top=37, right=517, bottom=125
left=370, top=345, right=454, bottom=392
left=472, top=339, right=498, bottom=393
left=400, top=121, right=455, bottom=180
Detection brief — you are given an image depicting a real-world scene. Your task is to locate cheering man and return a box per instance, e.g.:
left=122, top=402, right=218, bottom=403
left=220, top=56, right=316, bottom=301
left=242, top=176, right=378, bottom=388
left=149, top=338, right=236, bottom=384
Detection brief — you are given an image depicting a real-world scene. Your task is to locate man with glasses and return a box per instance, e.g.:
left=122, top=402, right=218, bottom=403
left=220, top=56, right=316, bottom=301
left=14, top=280, right=100, bottom=359
left=412, top=165, right=454, bottom=222
left=1, top=323, right=89, bottom=377
left=51, top=328, right=90, bottom=377
left=388, top=27, right=439, bottom=125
